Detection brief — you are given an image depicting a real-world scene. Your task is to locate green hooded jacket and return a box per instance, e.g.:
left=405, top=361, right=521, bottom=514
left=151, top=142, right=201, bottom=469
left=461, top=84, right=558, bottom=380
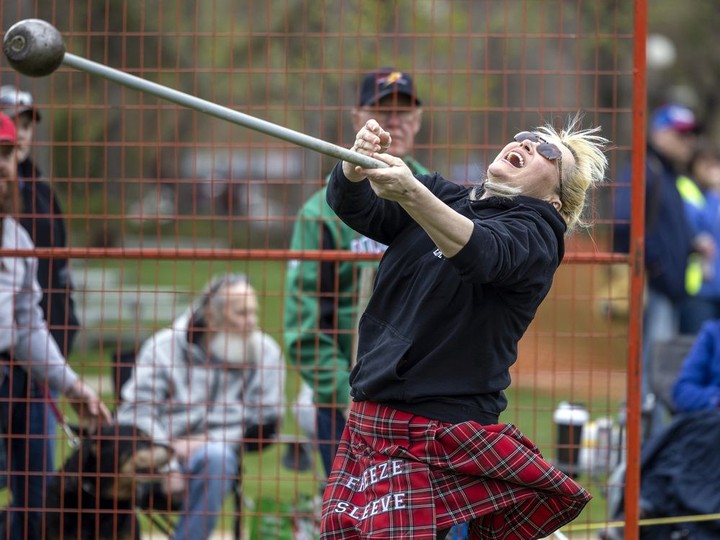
left=283, top=157, right=429, bottom=408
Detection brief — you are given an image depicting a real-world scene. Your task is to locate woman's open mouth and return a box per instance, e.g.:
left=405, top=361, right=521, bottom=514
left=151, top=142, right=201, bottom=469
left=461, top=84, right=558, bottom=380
left=504, top=150, right=525, bottom=168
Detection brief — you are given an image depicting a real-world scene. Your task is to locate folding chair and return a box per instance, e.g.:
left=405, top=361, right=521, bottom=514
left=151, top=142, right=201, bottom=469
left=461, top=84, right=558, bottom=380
left=648, top=334, right=698, bottom=416
left=600, top=333, right=698, bottom=540
left=111, top=347, right=274, bottom=540
left=111, top=348, right=181, bottom=537
left=643, top=334, right=698, bottom=441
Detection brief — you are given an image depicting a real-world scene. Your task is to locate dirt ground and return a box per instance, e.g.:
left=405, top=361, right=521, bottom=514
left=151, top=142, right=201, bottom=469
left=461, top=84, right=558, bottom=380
left=510, top=256, right=631, bottom=403
left=512, top=336, right=628, bottom=402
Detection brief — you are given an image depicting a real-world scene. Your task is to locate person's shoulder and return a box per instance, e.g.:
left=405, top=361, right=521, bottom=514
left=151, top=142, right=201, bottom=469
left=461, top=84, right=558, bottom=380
left=699, top=319, right=720, bottom=336
left=403, top=156, right=431, bottom=176
left=18, top=158, right=43, bottom=180
left=4, top=217, right=35, bottom=248
left=645, top=146, right=675, bottom=178
left=18, top=171, right=61, bottom=209
left=137, top=326, right=180, bottom=361
left=415, top=169, right=467, bottom=195
left=498, top=197, right=566, bottom=250
left=706, top=189, right=720, bottom=203
left=152, top=326, right=176, bottom=343
left=483, top=194, right=557, bottom=221
left=297, top=186, right=330, bottom=213
left=23, top=177, right=54, bottom=195
left=258, top=332, right=283, bottom=360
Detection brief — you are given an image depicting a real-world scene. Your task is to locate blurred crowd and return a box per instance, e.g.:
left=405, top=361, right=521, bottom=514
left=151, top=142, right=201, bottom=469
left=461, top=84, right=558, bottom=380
left=602, top=103, right=720, bottom=540
left=611, top=102, right=720, bottom=437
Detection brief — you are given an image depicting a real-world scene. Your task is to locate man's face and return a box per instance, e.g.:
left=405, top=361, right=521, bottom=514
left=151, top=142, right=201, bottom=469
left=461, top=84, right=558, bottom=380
left=207, top=281, right=259, bottom=337
left=13, top=112, right=34, bottom=163
left=0, top=143, right=18, bottom=209
left=352, top=94, right=422, bottom=158
left=694, top=154, right=720, bottom=191
left=652, top=128, right=695, bottom=167
left=206, top=282, right=260, bottom=365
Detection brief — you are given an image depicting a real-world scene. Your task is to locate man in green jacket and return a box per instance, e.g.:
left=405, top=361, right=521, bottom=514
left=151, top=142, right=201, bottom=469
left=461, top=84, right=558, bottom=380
left=284, top=68, right=428, bottom=478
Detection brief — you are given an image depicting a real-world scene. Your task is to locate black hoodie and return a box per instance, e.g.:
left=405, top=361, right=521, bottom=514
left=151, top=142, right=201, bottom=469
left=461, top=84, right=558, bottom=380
left=18, top=158, right=79, bottom=356
left=327, top=163, right=566, bottom=425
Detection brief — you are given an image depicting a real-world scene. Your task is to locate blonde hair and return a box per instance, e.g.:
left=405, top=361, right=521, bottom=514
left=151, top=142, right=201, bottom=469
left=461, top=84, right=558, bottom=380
left=536, top=113, right=608, bottom=232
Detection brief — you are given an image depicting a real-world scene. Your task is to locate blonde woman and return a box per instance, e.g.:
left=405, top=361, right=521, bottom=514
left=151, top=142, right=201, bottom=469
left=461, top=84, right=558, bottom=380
left=320, top=114, right=608, bottom=540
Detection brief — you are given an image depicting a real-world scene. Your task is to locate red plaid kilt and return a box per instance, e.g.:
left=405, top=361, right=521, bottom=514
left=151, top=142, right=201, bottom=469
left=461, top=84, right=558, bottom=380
left=320, top=401, right=591, bottom=539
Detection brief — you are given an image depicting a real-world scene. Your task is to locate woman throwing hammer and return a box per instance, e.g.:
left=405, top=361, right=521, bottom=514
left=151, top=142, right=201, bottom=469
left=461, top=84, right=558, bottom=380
left=319, top=115, right=608, bottom=539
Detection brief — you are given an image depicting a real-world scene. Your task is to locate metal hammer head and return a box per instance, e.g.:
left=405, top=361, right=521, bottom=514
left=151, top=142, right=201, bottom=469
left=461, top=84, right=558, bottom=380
left=3, top=19, right=65, bottom=77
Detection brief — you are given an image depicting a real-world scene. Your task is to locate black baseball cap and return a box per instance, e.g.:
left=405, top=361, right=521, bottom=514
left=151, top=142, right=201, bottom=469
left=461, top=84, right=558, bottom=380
left=0, top=86, right=41, bottom=122
left=357, top=68, right=421, bottom=107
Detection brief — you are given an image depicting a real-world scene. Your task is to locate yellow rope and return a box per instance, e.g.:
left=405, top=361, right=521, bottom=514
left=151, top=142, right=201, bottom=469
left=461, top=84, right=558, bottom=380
left=560, top=511, right=720, bottom=533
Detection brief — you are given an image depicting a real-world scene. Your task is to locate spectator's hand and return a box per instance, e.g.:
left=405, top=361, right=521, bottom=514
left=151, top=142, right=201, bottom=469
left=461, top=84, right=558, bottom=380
left=162, top=470, right=186, bottom=503
left=695, top=233, right=716, bottom=259
left=171, top=436, right=208, bottom=463
left=64, top=379, right=113, bottom=430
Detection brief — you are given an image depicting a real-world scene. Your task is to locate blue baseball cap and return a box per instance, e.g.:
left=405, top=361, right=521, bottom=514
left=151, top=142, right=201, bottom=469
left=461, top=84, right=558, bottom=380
left=357, top=68, right=421, bottom=107
left=651, top=104, right=697, bottom=133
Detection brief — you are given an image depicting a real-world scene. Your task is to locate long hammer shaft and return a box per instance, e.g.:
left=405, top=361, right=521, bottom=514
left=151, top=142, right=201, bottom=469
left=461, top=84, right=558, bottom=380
left=61, top=52, right=387, bottom=170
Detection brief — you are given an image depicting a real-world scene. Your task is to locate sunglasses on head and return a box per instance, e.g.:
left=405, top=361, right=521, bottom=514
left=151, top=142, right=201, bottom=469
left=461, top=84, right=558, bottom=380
left=514, top=131, right=564, bottom=201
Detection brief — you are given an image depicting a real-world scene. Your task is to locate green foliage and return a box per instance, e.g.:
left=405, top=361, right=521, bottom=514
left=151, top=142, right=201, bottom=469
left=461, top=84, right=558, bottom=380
left=41, top=0, right=632, bottom=196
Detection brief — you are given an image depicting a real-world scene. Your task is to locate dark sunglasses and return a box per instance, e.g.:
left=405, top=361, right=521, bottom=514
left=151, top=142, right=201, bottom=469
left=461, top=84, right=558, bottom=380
left=514, top=131, right=564, bottom=201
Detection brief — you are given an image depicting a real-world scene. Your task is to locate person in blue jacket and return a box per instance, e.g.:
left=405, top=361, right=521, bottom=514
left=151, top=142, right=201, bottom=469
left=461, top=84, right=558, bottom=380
left=672, top=319, right=720, bottom=412
left=613, top=103, right=700, bottom=438
left=677, top=141, right=720, bottom=334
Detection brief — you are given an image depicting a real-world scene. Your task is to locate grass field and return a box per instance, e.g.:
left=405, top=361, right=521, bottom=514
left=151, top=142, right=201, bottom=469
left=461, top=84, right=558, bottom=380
left=43, top=377, right=614, bottom=538
left=42, top=256, right=621, bottom=536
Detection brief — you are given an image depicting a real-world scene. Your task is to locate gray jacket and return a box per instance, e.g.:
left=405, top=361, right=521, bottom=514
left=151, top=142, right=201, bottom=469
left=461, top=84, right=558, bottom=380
left=0, top=216, right=77, bottom=392
left=117, top=312, right=285, bottom=449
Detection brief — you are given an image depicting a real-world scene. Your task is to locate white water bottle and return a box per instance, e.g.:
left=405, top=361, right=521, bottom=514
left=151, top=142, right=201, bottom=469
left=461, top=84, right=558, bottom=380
left=553, top=401, right=589, bottom=476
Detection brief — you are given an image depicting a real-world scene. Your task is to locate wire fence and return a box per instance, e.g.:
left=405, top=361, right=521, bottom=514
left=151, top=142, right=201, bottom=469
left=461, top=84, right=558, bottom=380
left=0, top=1, right=645, bottom=538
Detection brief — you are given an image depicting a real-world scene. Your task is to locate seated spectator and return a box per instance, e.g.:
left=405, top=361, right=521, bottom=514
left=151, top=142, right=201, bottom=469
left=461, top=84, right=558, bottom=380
left=672, top=319, right=720, bottom=412
left=604, top=410, right=720, bottom=540
left=117, top=273, right=286, bottom=540
left=612, top=103, right=699, bottom=439
left=603, top=321, right=720, bottom=539
left=0, top=112, right=112, bottom=537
